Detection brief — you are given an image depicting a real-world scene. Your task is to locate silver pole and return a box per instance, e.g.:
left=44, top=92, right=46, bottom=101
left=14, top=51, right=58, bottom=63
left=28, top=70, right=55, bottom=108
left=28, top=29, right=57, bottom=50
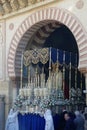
left=20, top=52, right=23, bottom=88
left=63, top=51, right=65, bottom=92
left=49, top=47, right=51, bottom=77
left=69, top=53, right=71, bottom=98
left=75, top=54, right=77, bottom=89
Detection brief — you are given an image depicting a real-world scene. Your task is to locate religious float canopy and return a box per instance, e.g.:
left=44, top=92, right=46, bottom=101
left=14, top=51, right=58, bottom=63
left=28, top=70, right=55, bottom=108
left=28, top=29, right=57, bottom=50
left=13, top=47, right=85, bottom=113
left=23, top=47, right=77, bottom=66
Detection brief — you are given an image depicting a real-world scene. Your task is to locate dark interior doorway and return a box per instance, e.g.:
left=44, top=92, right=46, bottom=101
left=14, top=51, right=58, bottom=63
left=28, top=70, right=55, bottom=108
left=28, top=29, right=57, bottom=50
left=43, top=24, right=85, bottom=102
left=44, top=24, right=78, bottom=60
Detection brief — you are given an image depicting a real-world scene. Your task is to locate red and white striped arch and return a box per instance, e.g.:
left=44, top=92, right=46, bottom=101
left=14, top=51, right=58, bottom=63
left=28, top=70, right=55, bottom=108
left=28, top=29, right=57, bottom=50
left=8, top=7, right=87, bottom=78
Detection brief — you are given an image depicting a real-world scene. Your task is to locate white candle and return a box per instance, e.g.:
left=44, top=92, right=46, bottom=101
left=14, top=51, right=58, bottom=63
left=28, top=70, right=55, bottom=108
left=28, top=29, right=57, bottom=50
left=26, top=88, right=29, bottom=97
left=31, top=107, right=34, bottom=113
left=27, top=88, right=32, bottom=97
left=44, top=88, right=48, bottom=97
left=26, top=105, right=29, bottom=112
left=19, top=89, right=24, bottom=96
left=23, top=88, right=27, bottom=97
left=39, top=88, right=43, bottom=97
left=48, top=78, right=51, bottom=90
left=35, top=106, right=39, bottom=113
left=29, top=107, right=34, bottom=113
left=34, top=88, right=38, bottom=97
left=56, top=71, right=59, bottom=90
left=58, top=71, right=62, bottom=90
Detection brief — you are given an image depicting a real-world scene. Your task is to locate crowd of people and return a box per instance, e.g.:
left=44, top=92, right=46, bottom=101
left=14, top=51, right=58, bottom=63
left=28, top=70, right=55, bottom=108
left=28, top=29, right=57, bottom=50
left=53, top=109, right=85, bottom=130
left=5, top=107, right=86, bottom=130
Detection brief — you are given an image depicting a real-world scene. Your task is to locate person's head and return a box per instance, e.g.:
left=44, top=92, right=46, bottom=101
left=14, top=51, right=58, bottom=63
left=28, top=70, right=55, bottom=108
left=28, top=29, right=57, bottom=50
left=64, top=113, right=70, bottom=121
left=62, top=106, right=67, bottom=112
left=75, top=110, right=80, bottom=116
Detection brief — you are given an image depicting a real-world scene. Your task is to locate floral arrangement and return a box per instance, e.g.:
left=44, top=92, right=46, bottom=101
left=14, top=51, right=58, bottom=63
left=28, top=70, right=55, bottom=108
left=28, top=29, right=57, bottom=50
left=40, top=96, right=56, bottom=109
left=13, top=93, right=57, bottom=111
left=13, top=88, right=68, bottom=112
left=13, top=95, right=25, bottom=110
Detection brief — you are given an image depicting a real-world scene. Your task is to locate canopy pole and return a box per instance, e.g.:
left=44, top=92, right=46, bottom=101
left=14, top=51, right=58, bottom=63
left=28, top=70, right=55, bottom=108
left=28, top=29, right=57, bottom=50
left=49, top=47, right=51, bottom=77
left=69, top=52, right=72, bottom=98
left=20, top=52, right=23, bottom=88
left=63, top=51, right=65, bottom=93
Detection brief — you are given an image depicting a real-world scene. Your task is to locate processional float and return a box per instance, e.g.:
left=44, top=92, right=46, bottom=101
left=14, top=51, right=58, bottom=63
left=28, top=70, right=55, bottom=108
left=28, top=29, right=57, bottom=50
left=13, top=47, right=85, bottom=113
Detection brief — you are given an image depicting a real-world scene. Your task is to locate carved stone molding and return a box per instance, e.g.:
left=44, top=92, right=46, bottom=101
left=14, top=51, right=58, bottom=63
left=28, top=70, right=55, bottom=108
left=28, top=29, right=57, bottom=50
left=17, top=0, right=28, bottom=8
left=0, top=4, right=5, bottom=15
left=28, top=0, right=37, bottom=5
left=0, top=0, right=51, bottom=16
left=3, top=2, right=12, bottom=13
left=0, top=0, right=6, bottom=4
left=10, top=0, right=19, bottom=11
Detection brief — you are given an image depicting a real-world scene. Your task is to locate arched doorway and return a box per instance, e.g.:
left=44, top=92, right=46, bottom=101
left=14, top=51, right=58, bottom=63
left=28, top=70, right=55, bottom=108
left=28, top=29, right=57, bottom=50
left=22, top=23, right=85, bottom=111
left=8, top=8, right=87, bottom=78
left=7, top=8, right=87, bottom=109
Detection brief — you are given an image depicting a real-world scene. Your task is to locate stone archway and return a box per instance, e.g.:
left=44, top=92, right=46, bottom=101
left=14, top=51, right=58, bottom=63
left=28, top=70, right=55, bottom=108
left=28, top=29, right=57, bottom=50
left=8, top=7, right=87, bottom=78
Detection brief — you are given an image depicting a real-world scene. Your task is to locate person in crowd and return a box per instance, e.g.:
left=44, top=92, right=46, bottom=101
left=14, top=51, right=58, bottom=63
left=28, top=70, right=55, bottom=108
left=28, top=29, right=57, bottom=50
left=68, top=111, right=76, bottom=120
left=44, top=109, right=54, bottom=130
left=5, top=108, right=19, bottom=130
left=74, top=110, right=85, bottom=130
left=53, top=113, right=60, bottom=130
left=58, top=109, right=67, bottom=130
left=64, top=112, right=76, bottom=130
left=84, top=107, right=87, bottom=130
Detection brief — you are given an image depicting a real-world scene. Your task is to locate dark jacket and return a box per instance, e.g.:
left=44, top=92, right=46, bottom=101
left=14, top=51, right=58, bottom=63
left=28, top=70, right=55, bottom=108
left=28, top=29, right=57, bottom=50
left=74, top=115, right=85, bottom=130
left=58, top=111, right=67, bottom=130
left=64, top=118, right=76, bottom=130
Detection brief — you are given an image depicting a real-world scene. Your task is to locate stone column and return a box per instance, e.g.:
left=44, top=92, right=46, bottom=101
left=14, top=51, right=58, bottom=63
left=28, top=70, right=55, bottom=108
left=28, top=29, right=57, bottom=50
left=0, top=95, right=5, bottom=130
